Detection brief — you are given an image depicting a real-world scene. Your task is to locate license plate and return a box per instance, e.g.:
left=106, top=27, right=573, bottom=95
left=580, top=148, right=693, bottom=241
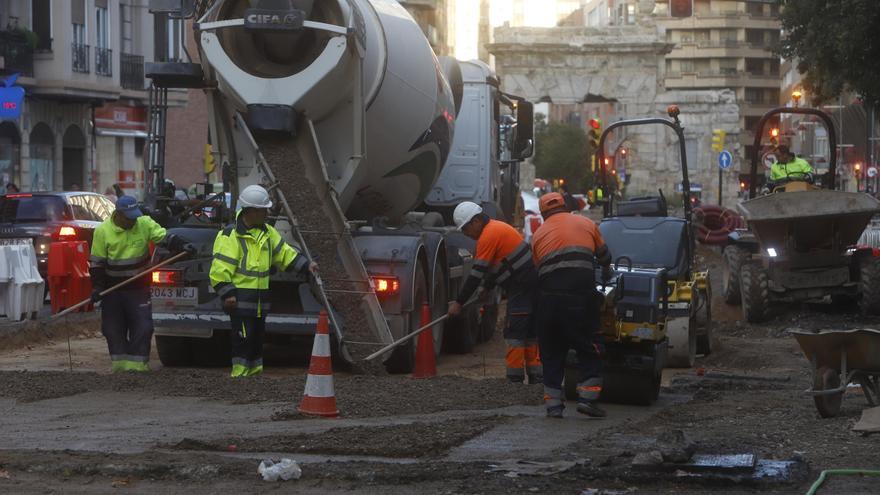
left=151, top=287, right=198, bottom=306
left=0, top=238, right=32, bottom=246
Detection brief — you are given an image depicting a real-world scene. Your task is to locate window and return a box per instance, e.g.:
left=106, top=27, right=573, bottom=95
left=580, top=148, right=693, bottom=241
left=31, top=0, right=52, bottom=51
left=719, top=59, right=737, bottom=75
left=680, top=60, right=695, bottom=73
left=95, top=1, right=111, bottom=76
left=69, top=194, right=114, bottom=221
left=153, top=13, right=182, bottom=62
left=0, top=196, right=68, bottom=222
left=746, top=29, right=764, bottom=46
left=745, top=116, right=761, bottom=131
left=746, top=58, right=764, bottom=75
left=745, top=88, right=762, bottom=104
left=747, top=3, right=764, bottom=16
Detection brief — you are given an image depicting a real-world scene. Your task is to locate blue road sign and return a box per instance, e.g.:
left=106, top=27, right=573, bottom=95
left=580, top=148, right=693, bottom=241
left=0, top=74, right=24, bottom=120
left=718, top=150, right=732, bottom=170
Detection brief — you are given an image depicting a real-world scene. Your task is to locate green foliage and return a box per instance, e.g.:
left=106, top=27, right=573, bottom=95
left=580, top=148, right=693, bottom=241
left=779, top=0, right=880, bottom=105
left=533, top=122, right=592, bottom=192
left=8, top=27, right=39, bottom=49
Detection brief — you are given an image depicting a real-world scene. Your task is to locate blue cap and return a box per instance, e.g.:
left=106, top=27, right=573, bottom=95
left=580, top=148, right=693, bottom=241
left=116, top=195, right=143, bottom=219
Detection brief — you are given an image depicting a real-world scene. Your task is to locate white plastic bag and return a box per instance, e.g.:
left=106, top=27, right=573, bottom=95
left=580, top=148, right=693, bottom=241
left=258, top=458, right=302, bottom=482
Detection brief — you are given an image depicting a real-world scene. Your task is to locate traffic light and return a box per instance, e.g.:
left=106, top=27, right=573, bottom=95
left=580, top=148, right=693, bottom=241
left=203, top=143, right=216, bottom=174
left=711, top=129, right=726, bottom=153
left=769, top=127, right=780, bottom=146
left=855, top=163, right=863, bottom=175
left=587, top=118, right=602, bottom=172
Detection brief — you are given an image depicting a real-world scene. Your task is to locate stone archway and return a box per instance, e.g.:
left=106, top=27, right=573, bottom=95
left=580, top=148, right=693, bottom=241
left=0, top=122, right=21, bottom=189
left=63, top=125, right=87, bottom=191
left=29, top=122, right=55, bottom=191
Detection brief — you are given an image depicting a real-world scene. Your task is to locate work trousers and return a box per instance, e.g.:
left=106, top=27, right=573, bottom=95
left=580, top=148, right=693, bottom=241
left=504, top=285, right=542, bottom=382
left=101, top=287, right=154, bottom=372
left=230, top=315, right=266, bottom=377
left=536, top=288, right=603, bottom=408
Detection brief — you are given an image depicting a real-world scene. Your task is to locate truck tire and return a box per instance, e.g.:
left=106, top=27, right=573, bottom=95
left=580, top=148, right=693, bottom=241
left=430, top=266, right=447, bottom=359
left=385, top=261, right=428, bottom=373
left=156, top=335, right=193, bottom=367
left=722, top=245, right=748, bottom=304
left=192, top=330, right=231, bottom=367
left=860, top=255, right=880, bottom=316
left=740, top=263, right=770, bottom=323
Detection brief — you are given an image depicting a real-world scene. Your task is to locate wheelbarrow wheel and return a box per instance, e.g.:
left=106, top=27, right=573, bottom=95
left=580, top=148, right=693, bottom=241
left=814, top=366, right=843, bottom=418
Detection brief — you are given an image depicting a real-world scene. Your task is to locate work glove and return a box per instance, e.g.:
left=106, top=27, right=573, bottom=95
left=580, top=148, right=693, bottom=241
left=91, top=290, right=103, bottom=303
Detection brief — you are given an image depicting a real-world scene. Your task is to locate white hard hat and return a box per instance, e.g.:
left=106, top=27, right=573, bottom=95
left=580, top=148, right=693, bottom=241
left=238, top=184, right=273, bottom=209
left=453, top=201, right=483, bottom=230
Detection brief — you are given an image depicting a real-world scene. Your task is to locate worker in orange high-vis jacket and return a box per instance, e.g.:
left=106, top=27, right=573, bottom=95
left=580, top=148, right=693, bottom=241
left=447, top=202, right=542, bottom=384
left=531, top=193, right=612, bottom=419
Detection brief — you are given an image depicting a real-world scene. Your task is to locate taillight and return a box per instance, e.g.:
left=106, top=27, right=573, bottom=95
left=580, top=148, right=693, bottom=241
left=372, top=276, right=400, bottom=295
left=152, top=270, right=181, bottom=286
left=51, top=225, right=77, bottom=241
left=5, top=193, right=32, bottom=198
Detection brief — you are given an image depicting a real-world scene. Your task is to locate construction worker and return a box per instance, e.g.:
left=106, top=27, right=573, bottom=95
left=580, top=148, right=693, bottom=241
left=89, top=196, right=195, bottom=372
left=531, top=192, right=612, bottom=418
left=771, top=145, right=813, bottom=181
left=210, top=185, right=317, bottom=378
left=447, top=201, right=541, bottom=384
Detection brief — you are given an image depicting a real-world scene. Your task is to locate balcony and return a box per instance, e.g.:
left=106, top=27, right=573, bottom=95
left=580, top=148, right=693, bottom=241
left=72, top=43, right=90, bottom=73
left=0, top=32, right=34, bottom=77
left=96, top=47, right=112, bottom=77
left=121, top=53, right=145, bottom=90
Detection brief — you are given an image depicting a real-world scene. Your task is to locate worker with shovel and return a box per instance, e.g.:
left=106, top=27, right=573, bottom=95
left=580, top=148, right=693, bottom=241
left=210, top=185, right=318, bottom=378
left=89, top=196, right=195, bottom=372
left=447, top=201, right=542, bottom=384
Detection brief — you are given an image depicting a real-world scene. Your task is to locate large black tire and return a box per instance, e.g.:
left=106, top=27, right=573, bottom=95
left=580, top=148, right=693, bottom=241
left=722, top=245, right=748, bottom=304
left=429, top=267, right=448, bottom=360
left=156, top=335, right=193, bottom=367
left=192, top=330, right=231, bottom=367
left=443, top=304, right=480, bottom=354
left=740, top=263, right=770, bottom=323
left=859, top=256, right=880, bottom=316
left=696, top=284, right=713, bottom=356
left=386, top=261, right=429, bottom=373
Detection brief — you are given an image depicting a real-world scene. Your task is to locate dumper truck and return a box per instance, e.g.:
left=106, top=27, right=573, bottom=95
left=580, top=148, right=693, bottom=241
left=142, top=0, right=534, bottom=371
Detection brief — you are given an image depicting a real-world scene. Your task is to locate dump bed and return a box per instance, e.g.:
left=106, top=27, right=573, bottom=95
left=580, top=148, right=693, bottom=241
left=737, top=190, right=880, bottom=251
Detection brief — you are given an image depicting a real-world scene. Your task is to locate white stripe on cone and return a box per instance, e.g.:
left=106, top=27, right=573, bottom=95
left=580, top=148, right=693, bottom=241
left=312, top=334, right=331, bottom=357
left=304, top=374, right=335, bottom=398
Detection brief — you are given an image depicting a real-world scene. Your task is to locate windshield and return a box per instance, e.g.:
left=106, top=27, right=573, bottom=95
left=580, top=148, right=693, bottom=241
left=0, top=195, right=69, bottom=223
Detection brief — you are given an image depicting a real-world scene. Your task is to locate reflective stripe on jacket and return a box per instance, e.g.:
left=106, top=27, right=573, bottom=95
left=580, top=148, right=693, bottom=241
left=531, top=212, right=610, bottom=280
left=456, top=219, right=536, bottom=304
left=209, top=215, right=308, bottom=317
left=89, top=215, right=167, bottom=289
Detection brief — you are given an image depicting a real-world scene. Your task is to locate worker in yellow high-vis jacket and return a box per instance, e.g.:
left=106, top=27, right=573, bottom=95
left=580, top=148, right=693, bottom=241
left=210, top=185, right=317, bottom=377
left=89, top=195, right=195, bottom=372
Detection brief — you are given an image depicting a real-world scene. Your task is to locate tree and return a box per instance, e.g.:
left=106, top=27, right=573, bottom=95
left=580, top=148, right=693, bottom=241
left=533, top=122, right=591, bottom=192
left=779, top=0, right=880, bottom=106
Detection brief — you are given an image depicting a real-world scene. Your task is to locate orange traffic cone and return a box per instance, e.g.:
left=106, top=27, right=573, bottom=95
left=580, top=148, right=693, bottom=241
left=412, top=301, right=437, bottom=379
left=298, top=310, right=340, bottom=417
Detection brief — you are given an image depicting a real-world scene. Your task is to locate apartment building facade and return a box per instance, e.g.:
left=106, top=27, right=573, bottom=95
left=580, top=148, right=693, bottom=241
left=0, top=0, right=184, bottom=195
left=654, top=0, right=781, bottom=172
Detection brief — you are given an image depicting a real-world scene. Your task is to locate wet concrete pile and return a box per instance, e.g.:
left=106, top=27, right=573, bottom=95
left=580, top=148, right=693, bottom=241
left=170, top=416, right=505, bottom=459
left=0, top=312, right=99, bottom=353
left=259, top=136, right=378, bottom=367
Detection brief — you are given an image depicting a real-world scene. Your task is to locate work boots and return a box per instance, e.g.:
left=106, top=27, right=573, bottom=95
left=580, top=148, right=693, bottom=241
left=528, top=374, right=543, bottom=385
left=576, top=400, right=607, bottom=418
left=546, top=405, right=564, bottom=419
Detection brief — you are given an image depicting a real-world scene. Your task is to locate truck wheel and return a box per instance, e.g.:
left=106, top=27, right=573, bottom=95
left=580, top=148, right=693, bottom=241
left=740, top=263, right=771, bottom=323
left=156, top=335, right=193, bottom=367
left=385, top=261, right=428, bottom=373
left=696, top=285, right=713, bottom=356
left=859, top=256, right=880, bottom=316
left=722, top=245, right=748, bottom=304
left=193, top=329, right=231, bottom=367
left=430, top=266, right=447, bottom=359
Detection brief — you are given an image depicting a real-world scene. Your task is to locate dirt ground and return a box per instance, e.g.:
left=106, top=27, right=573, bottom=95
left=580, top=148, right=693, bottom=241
left=1, top=246, right=880, bottom=494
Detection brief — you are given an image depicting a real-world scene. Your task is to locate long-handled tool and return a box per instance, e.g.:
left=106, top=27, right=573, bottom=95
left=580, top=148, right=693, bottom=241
left=53, top=251, right=189, bottom=319
left=364, top=298, right=479, bottom=362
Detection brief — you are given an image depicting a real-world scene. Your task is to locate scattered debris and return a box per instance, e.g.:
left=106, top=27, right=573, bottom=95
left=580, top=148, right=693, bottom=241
left=0, top=469, right=10, bottom=479
left=853, top=406, right=880, bottom=433
left=656, top=429, right=696, bottom=463
left=631, top=451, right=664, bottom=467
left=581, top=488, right=635, bottom=495
left=486, top=459, right=588, bottom=477
left=257, top=458, right=302, bottom=482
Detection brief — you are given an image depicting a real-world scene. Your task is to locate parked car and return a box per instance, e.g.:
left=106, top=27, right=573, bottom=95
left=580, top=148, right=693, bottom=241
left=0, top=192, right=115, bottom=279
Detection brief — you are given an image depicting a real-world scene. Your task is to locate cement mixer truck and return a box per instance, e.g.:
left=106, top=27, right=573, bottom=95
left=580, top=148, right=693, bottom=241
left=143, top=0, right=535, bottom=371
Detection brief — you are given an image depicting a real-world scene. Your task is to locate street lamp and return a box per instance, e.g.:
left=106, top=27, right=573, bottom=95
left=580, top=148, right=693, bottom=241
left=792, top=90, right=803, bottom=108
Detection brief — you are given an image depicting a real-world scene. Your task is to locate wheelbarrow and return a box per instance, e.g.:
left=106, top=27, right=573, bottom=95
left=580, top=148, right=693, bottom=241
left=791, top=329, right=880, bottom=418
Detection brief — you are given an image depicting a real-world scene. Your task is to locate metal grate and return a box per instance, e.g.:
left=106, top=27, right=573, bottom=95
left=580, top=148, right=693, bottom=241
left=96, top=47, right=112, bottom=77
left=121, top=53, right=145, bottom=90
left=72, top=43, right=90, bottom=73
